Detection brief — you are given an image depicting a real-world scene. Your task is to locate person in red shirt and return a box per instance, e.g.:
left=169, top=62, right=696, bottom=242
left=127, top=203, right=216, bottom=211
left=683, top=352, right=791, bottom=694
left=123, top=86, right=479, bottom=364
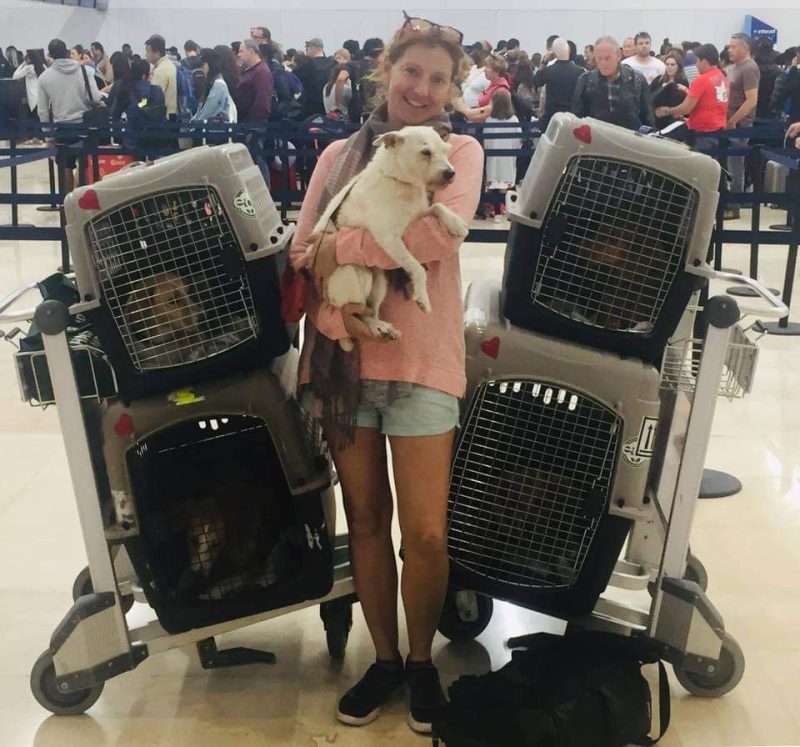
left=477, top=53, right=511, bottom=108
left=655, top=43, right=729, bottom=139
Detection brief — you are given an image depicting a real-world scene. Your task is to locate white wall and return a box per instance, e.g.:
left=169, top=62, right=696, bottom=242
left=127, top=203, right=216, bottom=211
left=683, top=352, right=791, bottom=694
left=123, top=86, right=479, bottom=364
left=2, top=0, right=800, bottom=56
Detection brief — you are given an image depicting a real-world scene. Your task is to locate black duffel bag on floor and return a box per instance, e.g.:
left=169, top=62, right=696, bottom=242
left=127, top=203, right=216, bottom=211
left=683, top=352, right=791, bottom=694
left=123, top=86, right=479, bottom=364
left=432, top=631, right=669, bottom=747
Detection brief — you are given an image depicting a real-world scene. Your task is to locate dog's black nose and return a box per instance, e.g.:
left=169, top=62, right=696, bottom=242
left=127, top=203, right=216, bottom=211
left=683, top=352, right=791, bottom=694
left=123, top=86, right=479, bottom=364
left=442, top=168, right=456, bottom=182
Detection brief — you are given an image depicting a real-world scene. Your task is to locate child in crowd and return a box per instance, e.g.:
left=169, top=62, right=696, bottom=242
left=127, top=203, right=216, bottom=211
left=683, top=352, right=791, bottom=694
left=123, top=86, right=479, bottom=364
left=481, top=88, right=521, bottom=220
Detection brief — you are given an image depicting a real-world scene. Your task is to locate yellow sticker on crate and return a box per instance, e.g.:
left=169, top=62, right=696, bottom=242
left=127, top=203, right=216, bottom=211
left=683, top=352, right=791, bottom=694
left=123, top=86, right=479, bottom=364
left=168, top=388, right=206, bottom=406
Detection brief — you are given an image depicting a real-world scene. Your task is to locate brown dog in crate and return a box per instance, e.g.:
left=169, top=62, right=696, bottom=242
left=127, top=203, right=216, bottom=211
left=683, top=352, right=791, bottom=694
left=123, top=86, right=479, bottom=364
left=123, top=272, right=203, bottom=346
left=176, top=480, right=301, bottom=601
left=576, top=223, right=664, bottom=333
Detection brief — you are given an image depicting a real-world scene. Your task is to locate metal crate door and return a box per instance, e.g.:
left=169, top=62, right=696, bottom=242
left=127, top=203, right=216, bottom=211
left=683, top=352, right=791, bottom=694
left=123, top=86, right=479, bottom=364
left=448, top=379, right=621, bottom=588
left=533, top=157, right=698, bottom=334
left=87, top=186, right=259, bottom=372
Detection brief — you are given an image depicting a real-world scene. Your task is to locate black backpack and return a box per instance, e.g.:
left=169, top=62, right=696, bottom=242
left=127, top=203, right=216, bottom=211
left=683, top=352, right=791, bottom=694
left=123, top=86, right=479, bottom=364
left=433, top=631, right=670, bottom=747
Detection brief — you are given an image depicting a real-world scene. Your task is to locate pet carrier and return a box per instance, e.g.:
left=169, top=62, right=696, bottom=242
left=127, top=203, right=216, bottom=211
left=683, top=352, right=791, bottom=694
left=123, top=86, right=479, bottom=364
left=96, top=366, right=335, bottom=633
left=448, top=282, right=662, bottom=617
left=1, top=290, right=357, bottom=717
left=439, top=277, right=786, bottom=700
left=502, top=113, right=721, bottom=364
left=63, top=143, right=294, bottom=400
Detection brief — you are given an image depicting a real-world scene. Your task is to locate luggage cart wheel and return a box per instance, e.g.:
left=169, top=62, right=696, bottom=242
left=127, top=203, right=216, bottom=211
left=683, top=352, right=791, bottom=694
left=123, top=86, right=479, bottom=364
left=437, top=589, right=494, bottom=643
left=320, top=598, right=353, bottom=659
left=72, top=566, right=134, bottom=614
left=684, top=554, right=709, bottom=592
left=674, top=632, right=745, bottom=698
left=30, top=650, right=104, bottom=716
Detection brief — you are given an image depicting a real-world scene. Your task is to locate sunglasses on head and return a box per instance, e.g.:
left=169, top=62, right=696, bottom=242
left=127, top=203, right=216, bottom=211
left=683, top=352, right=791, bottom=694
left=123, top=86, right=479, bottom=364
left=399, top=11, right=464, bottom=46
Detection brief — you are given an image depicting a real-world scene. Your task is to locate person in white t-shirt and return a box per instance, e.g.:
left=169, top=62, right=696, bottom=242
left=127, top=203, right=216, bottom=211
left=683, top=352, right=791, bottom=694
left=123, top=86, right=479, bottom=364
left=622, top=31, right=666, bottom=84
left=461, top=47, right=490, bottom=108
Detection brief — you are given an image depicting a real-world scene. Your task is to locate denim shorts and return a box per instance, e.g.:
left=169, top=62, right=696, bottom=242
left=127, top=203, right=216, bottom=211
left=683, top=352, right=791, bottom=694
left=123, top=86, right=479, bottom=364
left=355, top=382, right=460, bottom=436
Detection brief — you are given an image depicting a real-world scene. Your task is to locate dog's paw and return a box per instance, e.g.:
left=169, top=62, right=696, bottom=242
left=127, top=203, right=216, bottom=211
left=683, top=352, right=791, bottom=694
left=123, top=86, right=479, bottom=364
left=445, top=217, right=470, bottom=241
left=339, top=337, right=355, bottom=352
left=413, top=293, right=432, bottom=313
left=367, top=319, right=401, bottom=341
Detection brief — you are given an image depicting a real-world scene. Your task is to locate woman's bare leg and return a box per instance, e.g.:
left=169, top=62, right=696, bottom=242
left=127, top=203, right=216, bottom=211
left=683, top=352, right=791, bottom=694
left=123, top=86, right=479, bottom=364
left=330, top=426, right=399, bottom=661
left=389, top=430, right=455, bottom=662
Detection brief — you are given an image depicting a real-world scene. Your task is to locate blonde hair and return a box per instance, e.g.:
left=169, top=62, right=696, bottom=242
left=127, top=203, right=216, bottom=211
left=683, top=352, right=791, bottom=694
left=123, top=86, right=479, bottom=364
left=365, top=30, right=471, bottom=109
left=333, top=48, right=351, bottom=61
left=484, top=53, right=508, bottom=75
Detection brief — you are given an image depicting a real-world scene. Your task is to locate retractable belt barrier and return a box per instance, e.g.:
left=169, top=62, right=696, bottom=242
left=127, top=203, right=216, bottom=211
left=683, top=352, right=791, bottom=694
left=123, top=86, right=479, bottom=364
left=1, top=119, right=798, bottom=319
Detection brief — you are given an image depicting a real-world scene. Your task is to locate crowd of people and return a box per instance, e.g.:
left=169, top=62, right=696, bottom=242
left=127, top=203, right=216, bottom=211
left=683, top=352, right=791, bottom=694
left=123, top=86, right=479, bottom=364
left=2, top=27, right=800, bottom=213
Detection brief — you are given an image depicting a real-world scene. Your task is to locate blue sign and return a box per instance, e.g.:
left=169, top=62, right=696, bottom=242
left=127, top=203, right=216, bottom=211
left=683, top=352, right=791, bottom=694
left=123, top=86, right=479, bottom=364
left=744, top=15, right=777, bottom=45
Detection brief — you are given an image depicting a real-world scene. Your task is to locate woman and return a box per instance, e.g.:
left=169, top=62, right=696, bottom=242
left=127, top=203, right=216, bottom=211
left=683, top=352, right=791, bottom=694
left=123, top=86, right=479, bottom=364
left=484, top=88, right=521, bottom=190
left=192, top=46, right=238, bottom=122
left=110, top=58, right=166, bottom=148
left=290, top=13, right=482, bottom=735
left=215, top=44, right=241, bottom=103
left=460, top=47, right=489, bottom=108
left=323, top=63, right=353, bottom=118
left=584, top=44, right=596, bottom=70
left=651, top=53, right=689, bottom=129
left=102, top=51, right=130, bottom=99
left=12, top=48, right=45, bottom=120
left=6, top=45, right=23, bottom=69
left=455, top=52, right=509, bottom=122
left=478, top=54, right=510, bottom=107
left=512, top=51, right=537, bottom=121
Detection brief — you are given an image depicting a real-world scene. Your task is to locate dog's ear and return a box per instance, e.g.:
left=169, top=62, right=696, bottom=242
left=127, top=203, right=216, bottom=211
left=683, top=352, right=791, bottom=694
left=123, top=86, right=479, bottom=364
left=429, top=122, right=451, bottom=142
left=373, top=132, right=404, bottom=149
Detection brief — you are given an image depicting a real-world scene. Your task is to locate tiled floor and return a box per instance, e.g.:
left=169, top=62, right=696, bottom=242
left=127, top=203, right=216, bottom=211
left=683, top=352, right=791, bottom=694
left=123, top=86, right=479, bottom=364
left=1, top=157, right=799, bottom=746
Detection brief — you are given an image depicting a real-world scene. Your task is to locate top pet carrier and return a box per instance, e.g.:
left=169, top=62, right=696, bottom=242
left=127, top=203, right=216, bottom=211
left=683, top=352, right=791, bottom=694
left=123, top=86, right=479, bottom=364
left=64, top=144, right=294, bottom=400
left=503, top=113, right=720, bottom=364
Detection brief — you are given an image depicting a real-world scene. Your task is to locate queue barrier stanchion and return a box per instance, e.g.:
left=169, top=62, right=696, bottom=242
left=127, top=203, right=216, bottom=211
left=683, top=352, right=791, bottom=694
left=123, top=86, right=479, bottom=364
left=0, top=132, right=35, bottom=230
left=755, top=148, right=800, bottom=336
left=36, top=157, right=61, bottom=213
left=726, top=145, right=781, bottom=298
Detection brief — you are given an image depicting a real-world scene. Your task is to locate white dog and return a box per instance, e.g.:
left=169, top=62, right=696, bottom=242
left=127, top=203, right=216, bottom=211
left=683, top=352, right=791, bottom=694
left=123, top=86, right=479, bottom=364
left=309, top=125, right=469, bottom=351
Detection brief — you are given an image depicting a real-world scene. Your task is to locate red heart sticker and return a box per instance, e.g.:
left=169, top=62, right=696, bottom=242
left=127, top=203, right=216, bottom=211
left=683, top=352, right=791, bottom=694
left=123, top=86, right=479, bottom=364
left=114, top=413, right=134, bottom=437
left=480, top=337, right=500, bottom=359
left=573, top=125, right=592, bottom=144
left=78, top=189, right=100, bottom=211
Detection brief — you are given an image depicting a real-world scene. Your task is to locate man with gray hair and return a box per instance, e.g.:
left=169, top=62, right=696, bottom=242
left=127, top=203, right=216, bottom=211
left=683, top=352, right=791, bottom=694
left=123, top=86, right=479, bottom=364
left=237, top=39, right=274, bottom=121
left=295, top=36, right=334, bottom=119
left=534, top=37, right=584, bottom=130
left=572, top=35, right=653, bottom=131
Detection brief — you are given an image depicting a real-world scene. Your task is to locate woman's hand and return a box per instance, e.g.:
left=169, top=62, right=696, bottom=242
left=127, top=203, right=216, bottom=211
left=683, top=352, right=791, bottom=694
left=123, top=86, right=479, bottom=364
left=305, top=229, right=339, bottom=296
left=341, top=303, right=387, bottom=341
left=655, top=106, right=670, bottom=118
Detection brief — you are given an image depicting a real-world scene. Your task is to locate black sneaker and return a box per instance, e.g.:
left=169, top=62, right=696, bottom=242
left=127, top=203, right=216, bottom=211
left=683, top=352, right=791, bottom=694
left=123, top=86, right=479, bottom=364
left=406, top=661, right=448, bottom=734
left=336, top=661, right=405, bottom=726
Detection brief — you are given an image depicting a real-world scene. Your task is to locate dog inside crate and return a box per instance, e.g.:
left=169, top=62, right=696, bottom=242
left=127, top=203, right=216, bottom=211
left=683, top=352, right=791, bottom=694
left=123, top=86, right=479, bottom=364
left=88, top=187, right=259, bottom=370
left=127, top=415, right=306, bottom=603
left=535, top=158, right=695, bottom=333
left=449, top=381, right=619, bottom=588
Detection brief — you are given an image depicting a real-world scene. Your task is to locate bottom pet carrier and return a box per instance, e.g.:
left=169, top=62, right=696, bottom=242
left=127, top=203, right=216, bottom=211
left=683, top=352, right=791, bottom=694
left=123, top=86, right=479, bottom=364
left=96, top=365, right=334, bottom=633
left=448, top=282, right=661, bottom=617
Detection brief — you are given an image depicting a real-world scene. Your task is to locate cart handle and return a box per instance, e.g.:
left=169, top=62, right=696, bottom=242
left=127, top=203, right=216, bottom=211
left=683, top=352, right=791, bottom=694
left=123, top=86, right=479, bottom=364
left=686, top=264, right=788, bottom=319
left=0, top=283, right=40, bottom=324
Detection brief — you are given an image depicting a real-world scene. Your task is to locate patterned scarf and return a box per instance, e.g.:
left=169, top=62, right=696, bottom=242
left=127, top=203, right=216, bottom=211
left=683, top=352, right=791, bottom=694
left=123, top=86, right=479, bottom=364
left=305, top=103, right=452, bottom=450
